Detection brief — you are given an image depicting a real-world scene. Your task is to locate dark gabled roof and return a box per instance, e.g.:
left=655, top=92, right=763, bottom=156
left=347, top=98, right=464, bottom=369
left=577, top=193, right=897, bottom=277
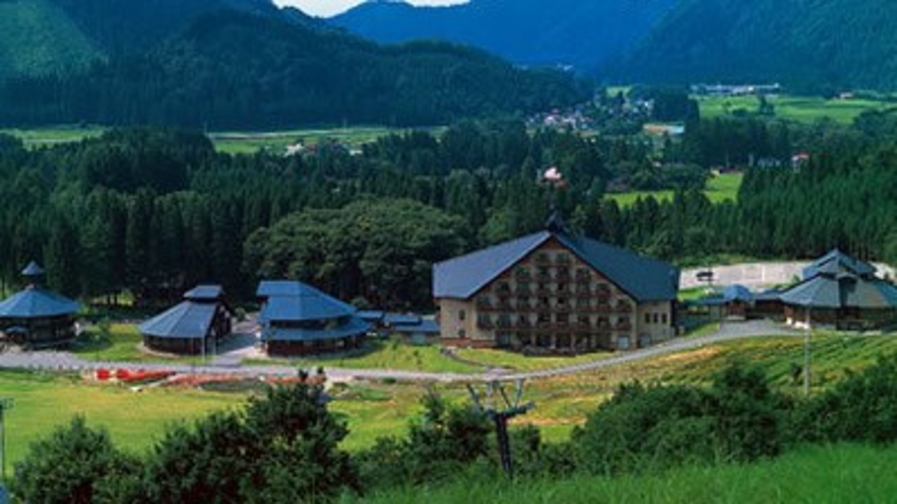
left=392, top=319, right=440, bottom=335
left=433, top=231, right=550, bottom=300
left=184, top=285, right=223, bottom=301
left=803, top=249, right=876, bottom=280
left=257, top=280, right=355, bottom=323
left=0, top=287, right=79, bottom=318
left=556, top=233, right=680, bottom=302
left=138, top=302, right=219, bottom=339
left=433, top=230, right=679, bottom=302
left=780, top=274, right=897, bottom=309
left=263, top=317, right=370, bottom=342
left=21, top=261, right=44, bottom=277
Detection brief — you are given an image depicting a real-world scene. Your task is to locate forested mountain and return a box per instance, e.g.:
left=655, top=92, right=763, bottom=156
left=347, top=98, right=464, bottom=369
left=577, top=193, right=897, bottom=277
left=331, top=0, right=678, bottom=71
left=0, top=9, right=589, bottom=128
left=615, top=0, right=897, bottom=91
left=0, top=0, right=100, bottom=81
left=0, top=0, right=284, bottom=81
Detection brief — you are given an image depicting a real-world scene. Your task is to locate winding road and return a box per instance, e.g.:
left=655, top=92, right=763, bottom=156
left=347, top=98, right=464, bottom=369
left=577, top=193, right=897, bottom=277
left=0, top=320, right=802, bottom=383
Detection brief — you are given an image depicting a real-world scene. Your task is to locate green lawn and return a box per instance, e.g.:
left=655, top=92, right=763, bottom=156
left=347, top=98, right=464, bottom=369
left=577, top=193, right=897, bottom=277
left=608, top=172, right=742, bottom=207
left=0, top=369, right=240, bottom=470
left=72, top=323, right=208, bottom=364
left=8, top=330, right=897, bottom=468
left=0, top=125, right=104, bottom=148
left=453, top=347, right=614, bottom=372
left=697, top=94, right=893, bottom=124
left=351, top=443, right=897, bottom=504
left=209, top=126, right=440, bottom=155
left=245, top=337, right=481, bottom=374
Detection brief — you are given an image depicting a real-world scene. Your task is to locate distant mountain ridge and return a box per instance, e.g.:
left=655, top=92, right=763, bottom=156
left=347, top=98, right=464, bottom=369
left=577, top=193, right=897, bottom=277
left=330, top=0, right=679, bottom=71
left=613, top=0, right=897, bottom=91
left=0, top=8, right=589, bottom=128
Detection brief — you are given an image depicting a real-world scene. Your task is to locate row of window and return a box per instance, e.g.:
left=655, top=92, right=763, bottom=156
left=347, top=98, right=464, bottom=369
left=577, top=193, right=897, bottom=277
left=643, top=312, right=670, bottom=325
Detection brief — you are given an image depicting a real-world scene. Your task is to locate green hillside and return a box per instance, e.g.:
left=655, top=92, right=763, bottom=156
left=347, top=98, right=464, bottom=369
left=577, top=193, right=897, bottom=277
left=0, top=0, right=99, bottom=80
left=616, top=0, right=897, bottom=92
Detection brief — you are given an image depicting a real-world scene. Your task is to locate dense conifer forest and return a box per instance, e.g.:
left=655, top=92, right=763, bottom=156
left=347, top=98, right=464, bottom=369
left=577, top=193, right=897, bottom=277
left=3, top=107, right=897, bottom=307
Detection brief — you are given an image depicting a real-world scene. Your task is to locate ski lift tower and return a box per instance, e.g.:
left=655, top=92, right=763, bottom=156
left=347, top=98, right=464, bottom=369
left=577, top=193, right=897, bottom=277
left=467, top=379, right=534, bottom=478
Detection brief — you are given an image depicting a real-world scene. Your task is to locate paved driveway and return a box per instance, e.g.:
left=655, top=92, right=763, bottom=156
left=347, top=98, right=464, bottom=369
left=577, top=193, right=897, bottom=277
left=0, top=319, right=804, bottom=383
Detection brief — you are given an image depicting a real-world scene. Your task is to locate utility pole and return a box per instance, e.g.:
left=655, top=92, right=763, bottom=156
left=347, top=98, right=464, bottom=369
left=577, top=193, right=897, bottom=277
left=804, top=306, right=811, bottom=397
left=0, top=398, right=14, bottom=483
left=467, top=380, right=534, bottom=479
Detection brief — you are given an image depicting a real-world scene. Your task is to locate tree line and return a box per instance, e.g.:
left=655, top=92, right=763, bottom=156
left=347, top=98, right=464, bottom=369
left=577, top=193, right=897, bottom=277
left=1, top=111, right=896, bottom=308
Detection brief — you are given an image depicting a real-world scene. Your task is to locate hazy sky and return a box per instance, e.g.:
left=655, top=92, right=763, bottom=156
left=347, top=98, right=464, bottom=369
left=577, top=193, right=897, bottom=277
left=273, top=0, right=467, bottom=18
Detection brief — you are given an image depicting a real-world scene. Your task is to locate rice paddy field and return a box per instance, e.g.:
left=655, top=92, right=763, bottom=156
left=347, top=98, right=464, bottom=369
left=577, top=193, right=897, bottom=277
left=5, top=331, right=897, bottom=470
left=608, top=171, right=743, bottom=207
left=696, top=94, right=895, bottom=125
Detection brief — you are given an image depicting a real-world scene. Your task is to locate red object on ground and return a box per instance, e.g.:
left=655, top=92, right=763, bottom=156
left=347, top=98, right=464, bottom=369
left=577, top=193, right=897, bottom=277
left=96, top=369, right=110, bottom=380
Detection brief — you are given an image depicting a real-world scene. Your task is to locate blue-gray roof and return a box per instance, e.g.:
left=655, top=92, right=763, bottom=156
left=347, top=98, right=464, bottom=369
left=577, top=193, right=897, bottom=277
left=358, top=310, right=385, bottom=323
left=780, top=274, right=897, bottom=309
left=263, top=317, right=370, bottom=342
left=257, top=280, right=356, bottom=323
left=803, top=249, right=876, bottom=280
left=21, top=260, right=44, bottom=277
left=723, top=284, right=754, bottom=303
left=433, top=231, right=680, bottom=302
left=383, top=313, right=422, bottom=326
left=393, top=319, right=440, bottom=335
left=138, top=302, right=219, bottom=339
left=0, top=288, right=79, bottom=318
left=184, top=285, right=223, bottom=301
left=257, top=280, right=306, bottom=298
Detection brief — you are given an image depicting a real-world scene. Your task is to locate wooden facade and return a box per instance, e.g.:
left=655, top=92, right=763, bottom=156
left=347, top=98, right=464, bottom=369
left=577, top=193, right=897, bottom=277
left=438, top=239, right=676, bottom=353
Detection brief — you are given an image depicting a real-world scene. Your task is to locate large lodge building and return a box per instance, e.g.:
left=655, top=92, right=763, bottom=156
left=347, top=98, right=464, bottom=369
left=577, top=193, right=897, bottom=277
left=433, top=220, right=680, bottom=353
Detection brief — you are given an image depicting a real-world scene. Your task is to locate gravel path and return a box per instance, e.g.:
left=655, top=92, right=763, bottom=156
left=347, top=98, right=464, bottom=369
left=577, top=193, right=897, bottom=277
left=0, top=320, right=802, bottom=383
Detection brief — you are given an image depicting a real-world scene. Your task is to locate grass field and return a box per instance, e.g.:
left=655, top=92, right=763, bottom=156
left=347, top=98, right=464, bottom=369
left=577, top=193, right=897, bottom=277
left=209, top=126, right=437, bottom=155
left=608, top=171, right=743, bottom=207
left=350, top=443, right=897, bottom=504
left=696, top=94, right=894, bottom=125
left=6, top=331, right=897, bottom=468
left=72, top=323, right=209, bottom=365
left=245, top=337, right=480, bottom=374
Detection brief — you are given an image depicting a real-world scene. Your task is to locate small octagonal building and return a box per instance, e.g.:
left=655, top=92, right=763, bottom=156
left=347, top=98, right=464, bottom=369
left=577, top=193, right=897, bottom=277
left=0, top=261, right=80, bottom=349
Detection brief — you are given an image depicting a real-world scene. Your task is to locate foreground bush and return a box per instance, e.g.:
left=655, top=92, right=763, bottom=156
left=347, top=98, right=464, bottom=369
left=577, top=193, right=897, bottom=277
left=571, top=363, right=790, bottom=475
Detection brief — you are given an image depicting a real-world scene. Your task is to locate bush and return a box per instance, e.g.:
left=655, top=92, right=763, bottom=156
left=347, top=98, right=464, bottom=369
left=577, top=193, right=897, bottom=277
left=791, top=354, right=897, bottom=445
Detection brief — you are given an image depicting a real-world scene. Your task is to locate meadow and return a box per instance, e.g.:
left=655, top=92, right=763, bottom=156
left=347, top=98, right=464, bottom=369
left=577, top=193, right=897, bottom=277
left=349, top=443, right=897, bottom=504
left=696, top=94, right=894, bottom=125
left=5, top=330, right=897, bottom=469
left=608, top=171, right=743, bottom=207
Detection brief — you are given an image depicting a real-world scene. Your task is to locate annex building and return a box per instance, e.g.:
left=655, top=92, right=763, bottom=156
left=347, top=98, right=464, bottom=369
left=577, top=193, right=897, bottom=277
left=433, top=221, right=680, bottom=353
left=257, top=280, right=370, bottom=356
left=138, top=285, right=233, bottom=355
left=0, top=261, right=80, bottom=349
left=779, top=250, right=897, bottom=330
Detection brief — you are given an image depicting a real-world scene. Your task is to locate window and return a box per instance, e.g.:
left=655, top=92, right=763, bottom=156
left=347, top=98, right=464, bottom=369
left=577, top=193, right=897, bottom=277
left=662, top=313, right=668, bottom=324
left=458, top=329, right=466, bottom=338
left=644, top=313, right=651, bottom=324
left=458, top=310, right=466, bottom=321
left=653, top=313, right=660, bottom=324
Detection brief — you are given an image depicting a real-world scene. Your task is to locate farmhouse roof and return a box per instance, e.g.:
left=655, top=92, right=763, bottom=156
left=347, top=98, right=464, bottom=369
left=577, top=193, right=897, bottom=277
left=723, top=284, right=754, bottom=303
left=433, top=230, right=679, bottom=302
left=392, top=319, right=440, bottom=335
left=138, top=301, right=219, bottom=339
left=0, top=288, right=79, bottom=319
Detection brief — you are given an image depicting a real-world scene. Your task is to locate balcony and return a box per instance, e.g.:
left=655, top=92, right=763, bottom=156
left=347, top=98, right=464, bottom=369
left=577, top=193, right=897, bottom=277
left=477, top=318, right=494, bottom=330
left=476, top=298, right=493, bottom=310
